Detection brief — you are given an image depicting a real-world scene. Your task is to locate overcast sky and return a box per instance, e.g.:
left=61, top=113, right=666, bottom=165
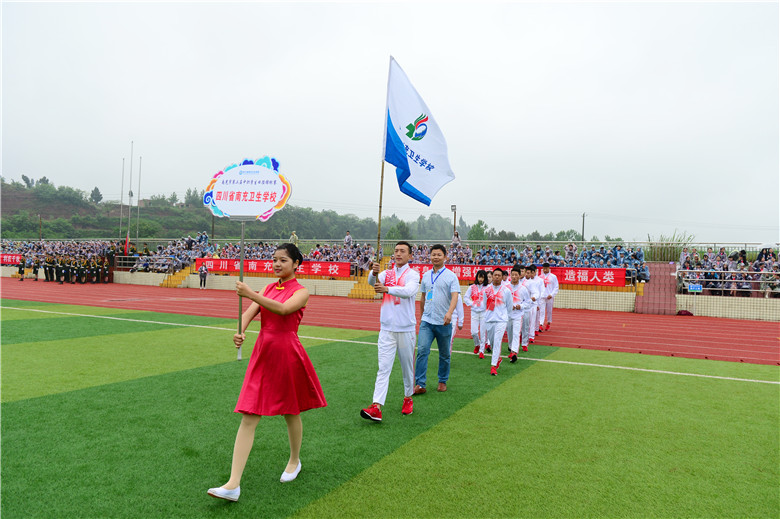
left=3, top=1, right=778, bottom=243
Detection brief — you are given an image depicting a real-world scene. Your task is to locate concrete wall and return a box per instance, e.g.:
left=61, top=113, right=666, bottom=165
left=2, top=266, right=38, bottom=279
left=676, top=294, right=780, bottom=322
left=113, top=271, right=168, bottom=286
left=555, top=289, right=636, bottom=313
left=180, top=273, right=357, bottom=297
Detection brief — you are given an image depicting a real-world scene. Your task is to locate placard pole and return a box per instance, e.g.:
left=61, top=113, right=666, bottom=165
left=237, top=220, right=245, bottom=360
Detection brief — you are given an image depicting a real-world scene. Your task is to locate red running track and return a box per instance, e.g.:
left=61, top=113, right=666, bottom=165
left=2, top=279, right=778, bottom=365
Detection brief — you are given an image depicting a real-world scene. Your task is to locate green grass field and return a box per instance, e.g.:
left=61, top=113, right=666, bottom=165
left=2, top=298, right=778, bottom=519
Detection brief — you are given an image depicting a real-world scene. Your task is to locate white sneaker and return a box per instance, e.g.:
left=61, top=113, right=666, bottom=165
left=280, top=461, right=301, bottom=483
left=207, top=486, right=240, bottom=501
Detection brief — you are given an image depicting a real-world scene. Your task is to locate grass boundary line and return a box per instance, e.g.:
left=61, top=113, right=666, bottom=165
left=3, top=305, right=777, bottom=386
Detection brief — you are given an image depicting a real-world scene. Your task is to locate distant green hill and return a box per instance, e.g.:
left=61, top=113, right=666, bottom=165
left=0, top=179, right=382, bottom=241
left=1, top=178, right=586, bottom=243
left=0, top=178, right=459, bottom=242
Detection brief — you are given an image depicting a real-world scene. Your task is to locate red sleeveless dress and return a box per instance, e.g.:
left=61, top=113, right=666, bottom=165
left=234, top=278, right=327, bottom=416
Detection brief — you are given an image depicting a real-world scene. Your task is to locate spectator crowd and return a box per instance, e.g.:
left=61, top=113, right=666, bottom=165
left=412, top=241, right=650, bottom=283
left=7, top=232, right=777, bottom=295
left=677, top=246, right=779, bottom=298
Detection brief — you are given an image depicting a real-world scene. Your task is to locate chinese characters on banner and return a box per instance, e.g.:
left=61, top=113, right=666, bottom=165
left=195, top=258, right=351, bottom=278
left=407, top=265, right=626, bottom=286
left=203, top=156, right=291, bottom=222
left=1, top=254, right=22, bottom=265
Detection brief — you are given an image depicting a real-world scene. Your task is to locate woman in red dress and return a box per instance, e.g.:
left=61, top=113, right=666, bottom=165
left=208, top=243, right=326, bottom=502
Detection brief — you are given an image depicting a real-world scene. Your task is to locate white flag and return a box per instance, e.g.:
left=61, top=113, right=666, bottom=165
left=383, top=56, right=455, bottom=206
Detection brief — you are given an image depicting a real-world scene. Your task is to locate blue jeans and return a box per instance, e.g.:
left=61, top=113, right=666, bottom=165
left=415, top=321, right=452, bottom=388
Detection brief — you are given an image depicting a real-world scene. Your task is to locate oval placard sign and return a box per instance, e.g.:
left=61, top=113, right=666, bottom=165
left=203, top=156, right=291, bottom=221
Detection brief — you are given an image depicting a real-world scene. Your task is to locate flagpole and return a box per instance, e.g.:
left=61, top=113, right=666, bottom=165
left=119, top=158, right=125, bottom=243
left=375, top=160, right=385, bottom=263
left=128, top=141, right=134, bottom=251
left=136, top=156, right=142, bottom=245
left=376, top=56, right=393, bottom=265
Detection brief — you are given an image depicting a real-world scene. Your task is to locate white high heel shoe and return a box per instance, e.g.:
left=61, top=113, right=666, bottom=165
left=280, top=461, right=301, bottom=483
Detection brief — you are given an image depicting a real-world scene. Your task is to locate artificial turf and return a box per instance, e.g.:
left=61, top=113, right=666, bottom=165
left=298, top=347, right=779, bottom=518
left=1, top=300, right=778, bottom=518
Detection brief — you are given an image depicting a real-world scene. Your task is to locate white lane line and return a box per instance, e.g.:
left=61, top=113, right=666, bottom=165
left=521, top=357, right=779, bottom=385
left=3, top=306, right=778, bottom=385
left=0, top=306, right=379, bottom=345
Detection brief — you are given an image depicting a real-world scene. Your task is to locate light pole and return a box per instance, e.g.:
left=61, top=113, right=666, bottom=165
left=451, top=204, right=457, bottom=234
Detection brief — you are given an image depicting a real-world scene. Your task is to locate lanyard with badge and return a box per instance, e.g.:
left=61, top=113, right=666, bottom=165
left=427, top=267, right=446, bottom=301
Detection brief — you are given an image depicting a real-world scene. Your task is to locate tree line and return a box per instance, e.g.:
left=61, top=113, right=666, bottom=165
left=1, top=177, right=615, bottom=243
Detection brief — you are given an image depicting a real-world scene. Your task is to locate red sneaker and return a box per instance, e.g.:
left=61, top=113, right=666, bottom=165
left=360, top=403, right=382, bottom=422
left=538, top=327, right=544, bottom=333
left=485, top=345, right=492, bottom=353
left=529, top=338, right=535, bottom=343
left=473, top=345, right=479, bottom=354
left=401, top=397, right=413, bottom=416
left=497, top=357, right=503, bottom=369
left=490, top=366, right=497, bottom=376
left=545, top=323, right=551, bottom=331
left=509, top=352, right=517, bottom=363
left=522, top=346, right=528, bottom=352
left=478, top=352, right=485, bottom=359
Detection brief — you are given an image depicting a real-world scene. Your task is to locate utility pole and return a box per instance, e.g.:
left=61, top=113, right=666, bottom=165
left=451, top=204, right=457, bottom=234
left=581, top=212, right=586, bottom=246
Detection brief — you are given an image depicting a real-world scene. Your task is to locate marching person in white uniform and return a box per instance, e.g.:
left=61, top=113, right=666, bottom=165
left=360, top=241, right=420, bottom=422
left=507, top=265, right=533, bottom=361
left=539, top=262, right=559, bottom=331
left=525, top=266, right=541, bottom=343
left=483, top=268, right=513, bottom=375
left=534, top=265, right=548, bottom=333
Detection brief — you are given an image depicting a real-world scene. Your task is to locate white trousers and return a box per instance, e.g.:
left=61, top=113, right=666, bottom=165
left=506, top=318, right=513, bottom=352
left=485, top=321, right=507, bottom=367
left=528, top=305, right=537, bottom=339
left=509, top=314, right=529, bottom=353
left=470, top=310, right=486, bottom=348
left=544, top=296, right=555, bottom=323
left=522, top=312, right=531, bottom=348
left=372, top=330, right=416, bottom=406
left=537, top=300, right=545, bottom=328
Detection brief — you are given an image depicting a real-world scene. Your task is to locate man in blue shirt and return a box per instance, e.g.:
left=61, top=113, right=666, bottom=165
left=414, top=244, right=461, bottom=394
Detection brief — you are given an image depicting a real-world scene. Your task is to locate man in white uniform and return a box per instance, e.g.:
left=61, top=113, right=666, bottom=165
left=507, top=265, right=532, bottom=362
left=534, top=265, right=548, bottom=333
left=483, top=268, right=513, bottom=375
left=539, top=262, right=559, bottom=331
left=525, top=266, right=541, bottom=344
left=360, top=241, right=420, bottom=422
left=501, top=269, right=512, bottom=353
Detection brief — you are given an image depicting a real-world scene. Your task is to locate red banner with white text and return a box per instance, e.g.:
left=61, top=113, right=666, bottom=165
left=195, top=258, right=352, bottom=278
left=1, top=254, right=22, bottom=265
left=405, top=264, right=627, bottom=286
